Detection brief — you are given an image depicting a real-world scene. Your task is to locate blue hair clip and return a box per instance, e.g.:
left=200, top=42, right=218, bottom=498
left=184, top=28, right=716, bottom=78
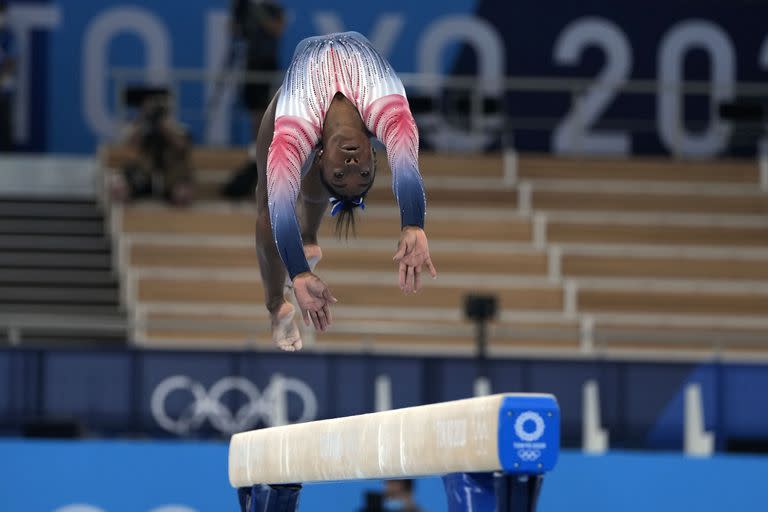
left=329, top=196, right=366, bottom=216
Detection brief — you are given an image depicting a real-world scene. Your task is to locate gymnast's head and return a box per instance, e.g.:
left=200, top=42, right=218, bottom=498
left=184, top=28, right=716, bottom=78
left=317, top=125, right=377, bottom=237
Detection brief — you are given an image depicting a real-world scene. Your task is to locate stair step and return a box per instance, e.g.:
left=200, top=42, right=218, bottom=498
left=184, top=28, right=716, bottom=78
left=0, top=303, right=123, bottom=315
left=0, top=286, right=119, bottom=305
left=0, top=269, right=117, bottom=286
left=0, top=198, right=101, bottom=219
left=2, top=332, right=127, bottom=347
left=0, top=196, right=125, bottom=345
left=0, top=219, right=105, bottom=236
left=0, top=235, right=111, bottom=252
left=0, top=252, right=112, bottom=269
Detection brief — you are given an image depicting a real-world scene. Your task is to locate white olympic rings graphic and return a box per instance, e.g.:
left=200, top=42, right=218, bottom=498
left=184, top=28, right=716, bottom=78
left=516, top=449, right=542, bottom=462
left=514, top=411, right=546, bottom=442
left=150, top=375, right=318, bottom=435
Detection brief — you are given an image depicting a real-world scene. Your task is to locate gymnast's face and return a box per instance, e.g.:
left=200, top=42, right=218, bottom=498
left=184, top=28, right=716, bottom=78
left=319, top=126, right=375, bottom=198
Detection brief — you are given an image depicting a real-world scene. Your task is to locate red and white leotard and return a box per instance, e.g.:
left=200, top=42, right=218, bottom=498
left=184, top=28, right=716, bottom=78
left=267, top=31, right=426, bottom=279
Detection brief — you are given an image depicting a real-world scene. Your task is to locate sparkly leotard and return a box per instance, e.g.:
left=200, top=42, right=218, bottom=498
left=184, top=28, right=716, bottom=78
left=266, top=31, right=426, bottom=279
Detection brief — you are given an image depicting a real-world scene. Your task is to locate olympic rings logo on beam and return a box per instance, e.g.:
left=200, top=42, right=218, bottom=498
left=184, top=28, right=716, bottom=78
left=516, top=449, right=542, bottom=462
left=150, top=375, right=318, bottom=435
left=514, top=411, right=546, bottom=442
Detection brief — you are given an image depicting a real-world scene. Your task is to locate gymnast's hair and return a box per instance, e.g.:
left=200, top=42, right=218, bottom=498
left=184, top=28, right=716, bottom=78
left=319, top=147, right=377, bottom=239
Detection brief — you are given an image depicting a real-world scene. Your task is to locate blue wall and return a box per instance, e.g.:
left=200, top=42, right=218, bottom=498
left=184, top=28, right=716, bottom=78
left=7, top=0, right=768, bottom=154
left=1, top=440, right=766, bottom=511
left=3, top=348, right=768, bottom=451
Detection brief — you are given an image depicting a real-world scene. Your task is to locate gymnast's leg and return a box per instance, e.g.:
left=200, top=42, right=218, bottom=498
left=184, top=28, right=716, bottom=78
left=256, top=214, right=303, bottom=353
left=256, top=158, right=328, bottom=351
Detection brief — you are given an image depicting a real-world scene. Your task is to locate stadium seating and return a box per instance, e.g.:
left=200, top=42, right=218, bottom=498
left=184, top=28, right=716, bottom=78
left=101, top=147, right=768, bottom=358
left=0, top=196, right=126, bottom=346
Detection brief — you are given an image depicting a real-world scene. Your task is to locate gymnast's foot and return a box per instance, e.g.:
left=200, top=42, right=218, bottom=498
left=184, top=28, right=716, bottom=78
left=284, top=244, right=323, bottom=293
left=271, top=302, right=302, bottom=352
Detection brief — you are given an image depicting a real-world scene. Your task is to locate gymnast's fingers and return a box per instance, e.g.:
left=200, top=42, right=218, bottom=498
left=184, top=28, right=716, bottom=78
left=309, top=310, right=322, bottom=331
left=414, top=265, right=421, bottom=292
left=406, top=264, right=415, bottom=294
left=322, top=287, right=338, bottom=304
left=322, top=303, right=332, bottom=327
left=426, top=257, right=437, bottom=279
left=317, top=306, right=329, bottom=331
left=393, top=239, right=409, bottom=262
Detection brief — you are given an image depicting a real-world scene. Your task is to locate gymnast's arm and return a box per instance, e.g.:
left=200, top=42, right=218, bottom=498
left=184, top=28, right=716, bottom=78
left=363, top=94, right=437, bottom=293
left=255, top=93, right=336, bottom=328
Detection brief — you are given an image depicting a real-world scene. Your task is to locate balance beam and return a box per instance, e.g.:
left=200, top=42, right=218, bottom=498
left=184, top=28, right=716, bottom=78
left=229, top=393, right=559, bottom=512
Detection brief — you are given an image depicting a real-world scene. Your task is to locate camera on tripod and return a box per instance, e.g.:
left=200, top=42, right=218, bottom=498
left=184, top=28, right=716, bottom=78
left=123, top=86, right=172, bottom=161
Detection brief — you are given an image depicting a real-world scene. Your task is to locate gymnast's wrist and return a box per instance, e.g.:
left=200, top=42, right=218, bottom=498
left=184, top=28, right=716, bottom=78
left=288, top=262, right=311, bottom=282
left=400, top=215, right=424, bottom=228
left=291, top=270, right=313, bottom=282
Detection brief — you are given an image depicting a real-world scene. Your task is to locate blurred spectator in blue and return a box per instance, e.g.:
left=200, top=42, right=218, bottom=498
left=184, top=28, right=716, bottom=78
left=383, top=479, right=423, bottom=512
left=0, top=1, right=16, bottom=151
left=221, top=0, right=285, bottom=199
left=361, top=480, right=423, bottom=512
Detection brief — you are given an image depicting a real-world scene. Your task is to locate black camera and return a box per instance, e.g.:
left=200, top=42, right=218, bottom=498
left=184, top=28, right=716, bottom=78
left=464, top=294, right=498, bottom=322
left=123, top=86, right=170, bottom=131
left=123, top=86, right=173, bottom=163
left=146, top=102, right=168, bottom=126
left=123, top=85, right=170, bottom=109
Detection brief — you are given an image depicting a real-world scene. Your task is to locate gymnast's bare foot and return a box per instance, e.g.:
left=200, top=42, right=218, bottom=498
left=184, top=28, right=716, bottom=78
left=271, top=301, right=302, bottom=352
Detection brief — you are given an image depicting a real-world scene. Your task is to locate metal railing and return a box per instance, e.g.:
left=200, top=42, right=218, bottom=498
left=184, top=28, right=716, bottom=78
left=109, top=66, right=768, bottom=156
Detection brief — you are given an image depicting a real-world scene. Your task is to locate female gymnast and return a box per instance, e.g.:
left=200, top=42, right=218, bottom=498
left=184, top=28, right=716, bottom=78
left=254, top=31, right=437, bottom=351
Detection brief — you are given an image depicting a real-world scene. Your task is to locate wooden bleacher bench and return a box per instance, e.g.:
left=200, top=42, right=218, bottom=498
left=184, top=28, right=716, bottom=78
left=518, top=154, right=759, bottom=183
left=547, top=220, right=768, bottom=247
left=118, top=205, right=534, bottom=242
left=532, top=189, right=768, bottom=215
left=562, top=253, right=768, bottom=280
left=579, top=287, right=768, bottom=316
left=102, top=147, right=768, bottom=357
left=128, top=243, right=549, bottom=275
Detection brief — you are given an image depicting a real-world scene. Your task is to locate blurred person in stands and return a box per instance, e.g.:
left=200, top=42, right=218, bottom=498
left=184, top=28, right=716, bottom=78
left=111, top=87, right=193, bottom=206
left=360, top=479, right=423, bottom=512
left=255, top=32, right=436, bottom=351
left=0, top=1, right=16, bottom=151
left=221, top=0, right=285, bottom=198
left=382, top=479, right=423, bottom=512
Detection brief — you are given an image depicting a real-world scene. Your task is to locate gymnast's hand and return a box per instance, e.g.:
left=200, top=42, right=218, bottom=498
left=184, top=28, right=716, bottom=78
left=394, top=226, right=437, bottom=294
left=292, top=272, right=338, bottom=331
